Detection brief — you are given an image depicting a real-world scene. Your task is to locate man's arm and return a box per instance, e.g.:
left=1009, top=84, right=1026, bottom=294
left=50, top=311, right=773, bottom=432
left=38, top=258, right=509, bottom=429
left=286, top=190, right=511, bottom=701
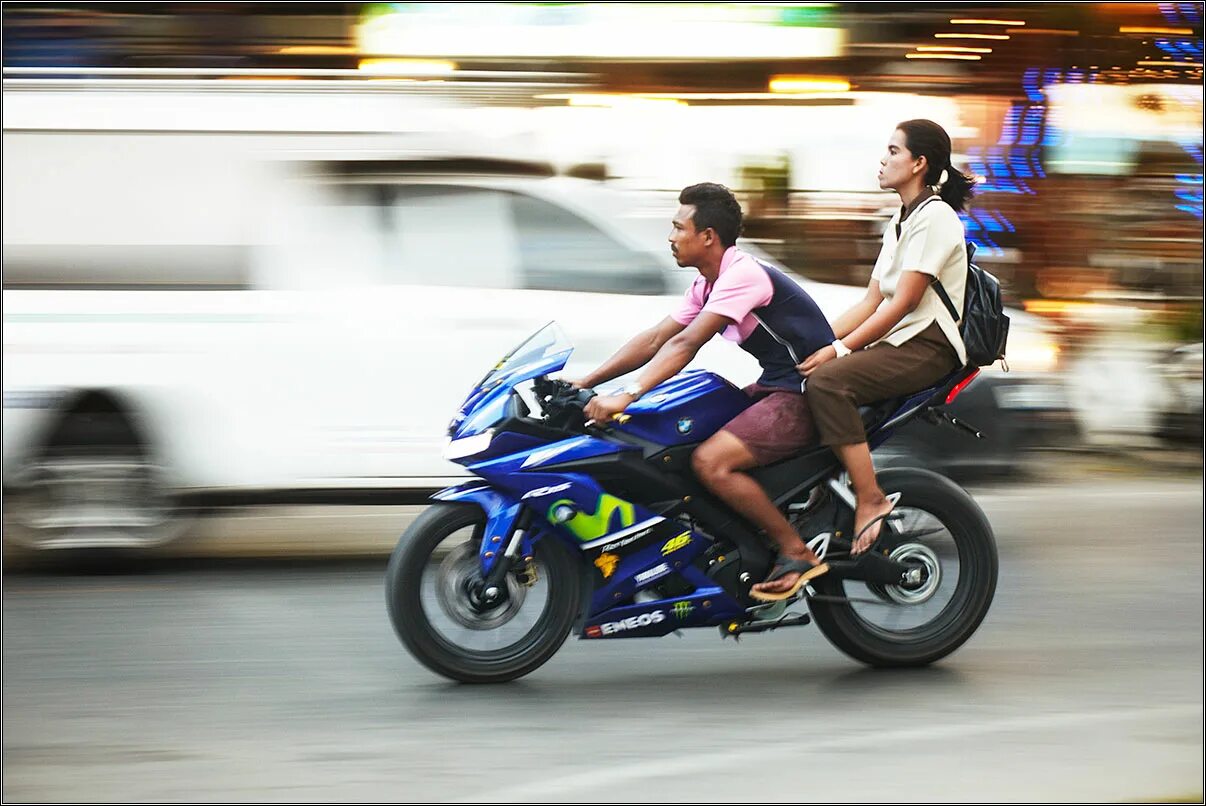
left=575, top=316, right=686, bottom=389
left=583, top=312, right=729, bottom=422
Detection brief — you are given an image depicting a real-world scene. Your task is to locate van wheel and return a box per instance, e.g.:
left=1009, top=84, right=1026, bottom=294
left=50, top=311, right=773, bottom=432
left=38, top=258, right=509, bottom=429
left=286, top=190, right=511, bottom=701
left=5, top=412, right=188, bottom=551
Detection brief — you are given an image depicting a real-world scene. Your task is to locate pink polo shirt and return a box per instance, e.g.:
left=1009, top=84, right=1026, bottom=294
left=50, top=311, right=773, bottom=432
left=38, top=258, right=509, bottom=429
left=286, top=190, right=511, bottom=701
left=670, top=247, right=773, bottom=343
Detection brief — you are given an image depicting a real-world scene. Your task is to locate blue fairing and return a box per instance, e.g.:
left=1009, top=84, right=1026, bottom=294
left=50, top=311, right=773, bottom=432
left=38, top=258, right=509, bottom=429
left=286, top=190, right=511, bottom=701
left=609, top=370, right=751, bottom=446
left=452, top=350, right=570, bottom=439
left=427, top=321, right=974, bottom=643
left=432, top=483, right=529, bottom=575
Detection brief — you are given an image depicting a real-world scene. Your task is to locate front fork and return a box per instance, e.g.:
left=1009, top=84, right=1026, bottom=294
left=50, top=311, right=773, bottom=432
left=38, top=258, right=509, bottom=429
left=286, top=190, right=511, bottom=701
left=476, top=508, right=536, bottom=606
left=431, top=483, right=537, bottom=609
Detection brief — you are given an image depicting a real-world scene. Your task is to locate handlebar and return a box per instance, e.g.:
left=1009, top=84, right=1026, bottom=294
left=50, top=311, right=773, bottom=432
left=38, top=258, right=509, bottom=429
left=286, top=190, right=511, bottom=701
left=531, top=376, right=631, bottom=430
left=532, top=376, right=595, bottom=430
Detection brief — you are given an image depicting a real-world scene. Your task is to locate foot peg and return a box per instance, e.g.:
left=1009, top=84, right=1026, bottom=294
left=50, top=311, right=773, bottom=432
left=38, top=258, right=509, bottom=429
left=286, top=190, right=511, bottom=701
left=922, top=408, right=985, bottom=439
left=722, top=613, right=812, bottom=639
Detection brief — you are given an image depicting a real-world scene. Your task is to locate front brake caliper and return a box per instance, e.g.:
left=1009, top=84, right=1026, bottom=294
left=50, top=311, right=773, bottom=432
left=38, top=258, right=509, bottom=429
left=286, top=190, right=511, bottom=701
left=514, top=558, right=539, bottom=588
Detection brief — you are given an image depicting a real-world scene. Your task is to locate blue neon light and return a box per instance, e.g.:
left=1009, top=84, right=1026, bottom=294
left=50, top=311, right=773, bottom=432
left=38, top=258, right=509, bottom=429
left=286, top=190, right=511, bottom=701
left=975, top=211, right=1004, bottom=232
left=1008, top=151, right=1034, bottom=180
left=1018, top=106, right=1044, bottom=147
left=1157, top=39, right=1182, bottom=57
left=1030, top=152, right=1046, bottom=178
left=999, top=105, right=1022, bottom=146
left=1022, top=68, right=1043, bottom=102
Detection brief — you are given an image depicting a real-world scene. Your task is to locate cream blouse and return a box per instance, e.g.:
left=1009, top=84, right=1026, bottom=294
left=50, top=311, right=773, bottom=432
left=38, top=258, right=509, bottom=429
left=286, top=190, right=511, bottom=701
left=869, top=194, right=968, bottom=366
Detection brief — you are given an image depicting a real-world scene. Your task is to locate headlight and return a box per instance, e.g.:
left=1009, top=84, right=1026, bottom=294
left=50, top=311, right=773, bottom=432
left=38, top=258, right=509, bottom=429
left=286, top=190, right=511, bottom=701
left=443, top=429, right=494, bottom=461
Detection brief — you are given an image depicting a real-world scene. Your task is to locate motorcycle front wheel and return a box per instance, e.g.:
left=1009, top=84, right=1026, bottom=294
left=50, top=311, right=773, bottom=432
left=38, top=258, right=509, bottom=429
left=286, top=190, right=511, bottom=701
left=385, top=503, right=581, bottom=683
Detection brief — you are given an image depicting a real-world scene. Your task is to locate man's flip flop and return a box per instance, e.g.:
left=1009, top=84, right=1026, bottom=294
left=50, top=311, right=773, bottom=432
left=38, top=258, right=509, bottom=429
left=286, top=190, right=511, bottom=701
left=749, top=557, right=830, bottom=602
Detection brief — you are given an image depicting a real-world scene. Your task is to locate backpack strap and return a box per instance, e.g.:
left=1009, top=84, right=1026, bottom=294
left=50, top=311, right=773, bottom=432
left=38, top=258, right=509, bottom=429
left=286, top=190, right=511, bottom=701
left=930, top=275, right=960, bottom=322
left=895, top=195, right=962, bottom=322
left=930, top=240, right=975, bottom=324
left=893, top=193, right=946, bottom=240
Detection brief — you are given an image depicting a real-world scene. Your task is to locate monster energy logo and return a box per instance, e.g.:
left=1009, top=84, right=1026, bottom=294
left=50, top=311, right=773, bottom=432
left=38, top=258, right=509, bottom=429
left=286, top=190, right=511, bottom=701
left=548, top=494, right=636, bottom=542
left=672, top=601, right=694, bottom=620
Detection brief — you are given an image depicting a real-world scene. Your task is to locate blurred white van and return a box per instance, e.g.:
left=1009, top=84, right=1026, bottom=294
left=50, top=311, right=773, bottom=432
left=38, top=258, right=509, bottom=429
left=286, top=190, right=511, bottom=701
left=3, top=78, right=1066, bottom=552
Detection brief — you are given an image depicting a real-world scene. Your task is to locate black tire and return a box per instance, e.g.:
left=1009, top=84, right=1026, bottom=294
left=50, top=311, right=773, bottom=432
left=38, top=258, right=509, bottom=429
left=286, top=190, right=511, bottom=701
left=6, top=410, right=186, bottom=552
left=385, top=503, right=581, bottom=683
left=808, top=467, right=998, bottom=667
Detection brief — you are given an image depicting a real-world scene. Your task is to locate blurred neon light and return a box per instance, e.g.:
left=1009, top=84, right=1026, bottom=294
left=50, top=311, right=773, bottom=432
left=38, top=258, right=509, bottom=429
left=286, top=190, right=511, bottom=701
left=998, top=105, right=1021, bottom=145
left=1007, top=28, right=1078, bottom=35
left=935, top=33, right=1009, bottom=40
left=768, top=76, right=850, bottom=93
left=554, top=94, right=686, bottom=108
left=1120, top=26, right=1194, bottom=34
left=357, top=5, right=845, bottom=59
left=906, top=53, right=981, bottom=60
left=1022, top=68, right=1044, bottom=102
left=357, top=59, right=457, bottom=76
left=1136, top=61, right=1203, bottom=67
left=949, top=18, right=1024, bottom=26
left=279, top=46, right=358, bottom=55
left=915, top=45, right=993, bottom=53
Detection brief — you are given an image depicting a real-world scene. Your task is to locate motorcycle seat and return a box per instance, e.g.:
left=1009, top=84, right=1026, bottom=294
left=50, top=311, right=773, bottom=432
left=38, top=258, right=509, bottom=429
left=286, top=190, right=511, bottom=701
left=858, top=397, right=909, bottom=431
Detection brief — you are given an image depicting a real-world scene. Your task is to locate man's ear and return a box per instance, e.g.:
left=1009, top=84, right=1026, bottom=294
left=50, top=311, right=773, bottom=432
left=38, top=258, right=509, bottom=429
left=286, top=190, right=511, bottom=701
left=703, top=227, right=716, bottom=247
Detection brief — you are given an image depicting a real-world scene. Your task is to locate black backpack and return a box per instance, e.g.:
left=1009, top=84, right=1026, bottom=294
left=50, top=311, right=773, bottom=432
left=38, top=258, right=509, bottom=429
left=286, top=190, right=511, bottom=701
left=930, top=242, right=1010, bottom=369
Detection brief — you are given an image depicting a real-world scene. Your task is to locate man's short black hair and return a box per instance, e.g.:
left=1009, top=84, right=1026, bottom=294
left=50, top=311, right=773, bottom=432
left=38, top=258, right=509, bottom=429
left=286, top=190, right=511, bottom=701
left=678, top=182, right=743, bottom=248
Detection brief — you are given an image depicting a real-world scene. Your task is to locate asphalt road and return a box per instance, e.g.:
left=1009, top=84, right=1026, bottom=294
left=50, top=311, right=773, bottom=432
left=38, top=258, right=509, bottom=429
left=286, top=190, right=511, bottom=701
left=3, top=479, right=1202, bottom=803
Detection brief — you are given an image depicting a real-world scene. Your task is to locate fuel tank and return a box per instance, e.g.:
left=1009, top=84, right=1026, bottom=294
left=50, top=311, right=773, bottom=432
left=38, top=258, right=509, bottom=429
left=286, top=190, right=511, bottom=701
left=613, top=370, right=751, bottom=446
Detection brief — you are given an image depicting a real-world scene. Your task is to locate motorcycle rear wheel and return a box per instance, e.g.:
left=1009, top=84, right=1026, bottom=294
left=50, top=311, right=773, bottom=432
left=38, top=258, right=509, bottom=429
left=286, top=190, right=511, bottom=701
left=807, top=468, right=998, bottom=667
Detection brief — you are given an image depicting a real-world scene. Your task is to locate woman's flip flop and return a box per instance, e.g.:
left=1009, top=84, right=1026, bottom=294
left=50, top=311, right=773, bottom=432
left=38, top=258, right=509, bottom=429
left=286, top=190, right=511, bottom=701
left=851, top=492, right=904, bottom=556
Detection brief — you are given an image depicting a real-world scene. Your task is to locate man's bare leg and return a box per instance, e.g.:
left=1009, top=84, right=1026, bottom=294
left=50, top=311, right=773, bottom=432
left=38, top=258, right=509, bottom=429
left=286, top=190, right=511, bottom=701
left=691, top=430, right=822, bottom=596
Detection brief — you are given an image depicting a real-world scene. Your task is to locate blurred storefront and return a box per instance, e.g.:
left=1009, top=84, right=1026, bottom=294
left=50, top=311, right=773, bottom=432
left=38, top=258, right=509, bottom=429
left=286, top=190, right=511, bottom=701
left=4, top=2, right=1202, bottom=443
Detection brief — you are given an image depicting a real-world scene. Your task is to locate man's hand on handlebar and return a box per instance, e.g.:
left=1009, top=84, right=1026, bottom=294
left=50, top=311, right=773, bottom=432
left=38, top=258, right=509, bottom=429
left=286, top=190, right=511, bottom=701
left=584, top=392, right=633, bottom=425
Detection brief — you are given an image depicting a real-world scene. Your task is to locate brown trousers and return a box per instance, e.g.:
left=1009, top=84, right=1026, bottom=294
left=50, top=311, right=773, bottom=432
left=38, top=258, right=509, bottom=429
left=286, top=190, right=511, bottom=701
left=807, top=321, right=960, bottom=446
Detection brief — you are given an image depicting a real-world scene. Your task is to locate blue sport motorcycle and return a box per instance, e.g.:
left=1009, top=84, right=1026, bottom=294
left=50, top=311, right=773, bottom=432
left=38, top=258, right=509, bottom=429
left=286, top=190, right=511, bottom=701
left=386, top=323, right=998, bottom=683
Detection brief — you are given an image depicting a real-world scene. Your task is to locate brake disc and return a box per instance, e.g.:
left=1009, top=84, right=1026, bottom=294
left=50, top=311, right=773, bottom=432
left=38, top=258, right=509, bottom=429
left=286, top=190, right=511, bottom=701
left=435, top=542, right=527, bottom=630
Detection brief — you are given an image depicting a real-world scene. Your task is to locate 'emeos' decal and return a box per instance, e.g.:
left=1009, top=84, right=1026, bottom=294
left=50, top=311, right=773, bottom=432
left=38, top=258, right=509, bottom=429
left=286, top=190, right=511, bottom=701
left=548, top=494, right=635, bottom=542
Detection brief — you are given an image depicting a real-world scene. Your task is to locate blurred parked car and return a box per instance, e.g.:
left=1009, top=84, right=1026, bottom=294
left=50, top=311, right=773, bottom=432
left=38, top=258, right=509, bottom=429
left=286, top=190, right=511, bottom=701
left=1153, top=342, right=1204, bottom=445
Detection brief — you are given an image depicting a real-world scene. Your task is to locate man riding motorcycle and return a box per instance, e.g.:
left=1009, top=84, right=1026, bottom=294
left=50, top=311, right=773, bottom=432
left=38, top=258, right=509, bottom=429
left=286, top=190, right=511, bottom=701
left=571, top=182, right=839, bottom=599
